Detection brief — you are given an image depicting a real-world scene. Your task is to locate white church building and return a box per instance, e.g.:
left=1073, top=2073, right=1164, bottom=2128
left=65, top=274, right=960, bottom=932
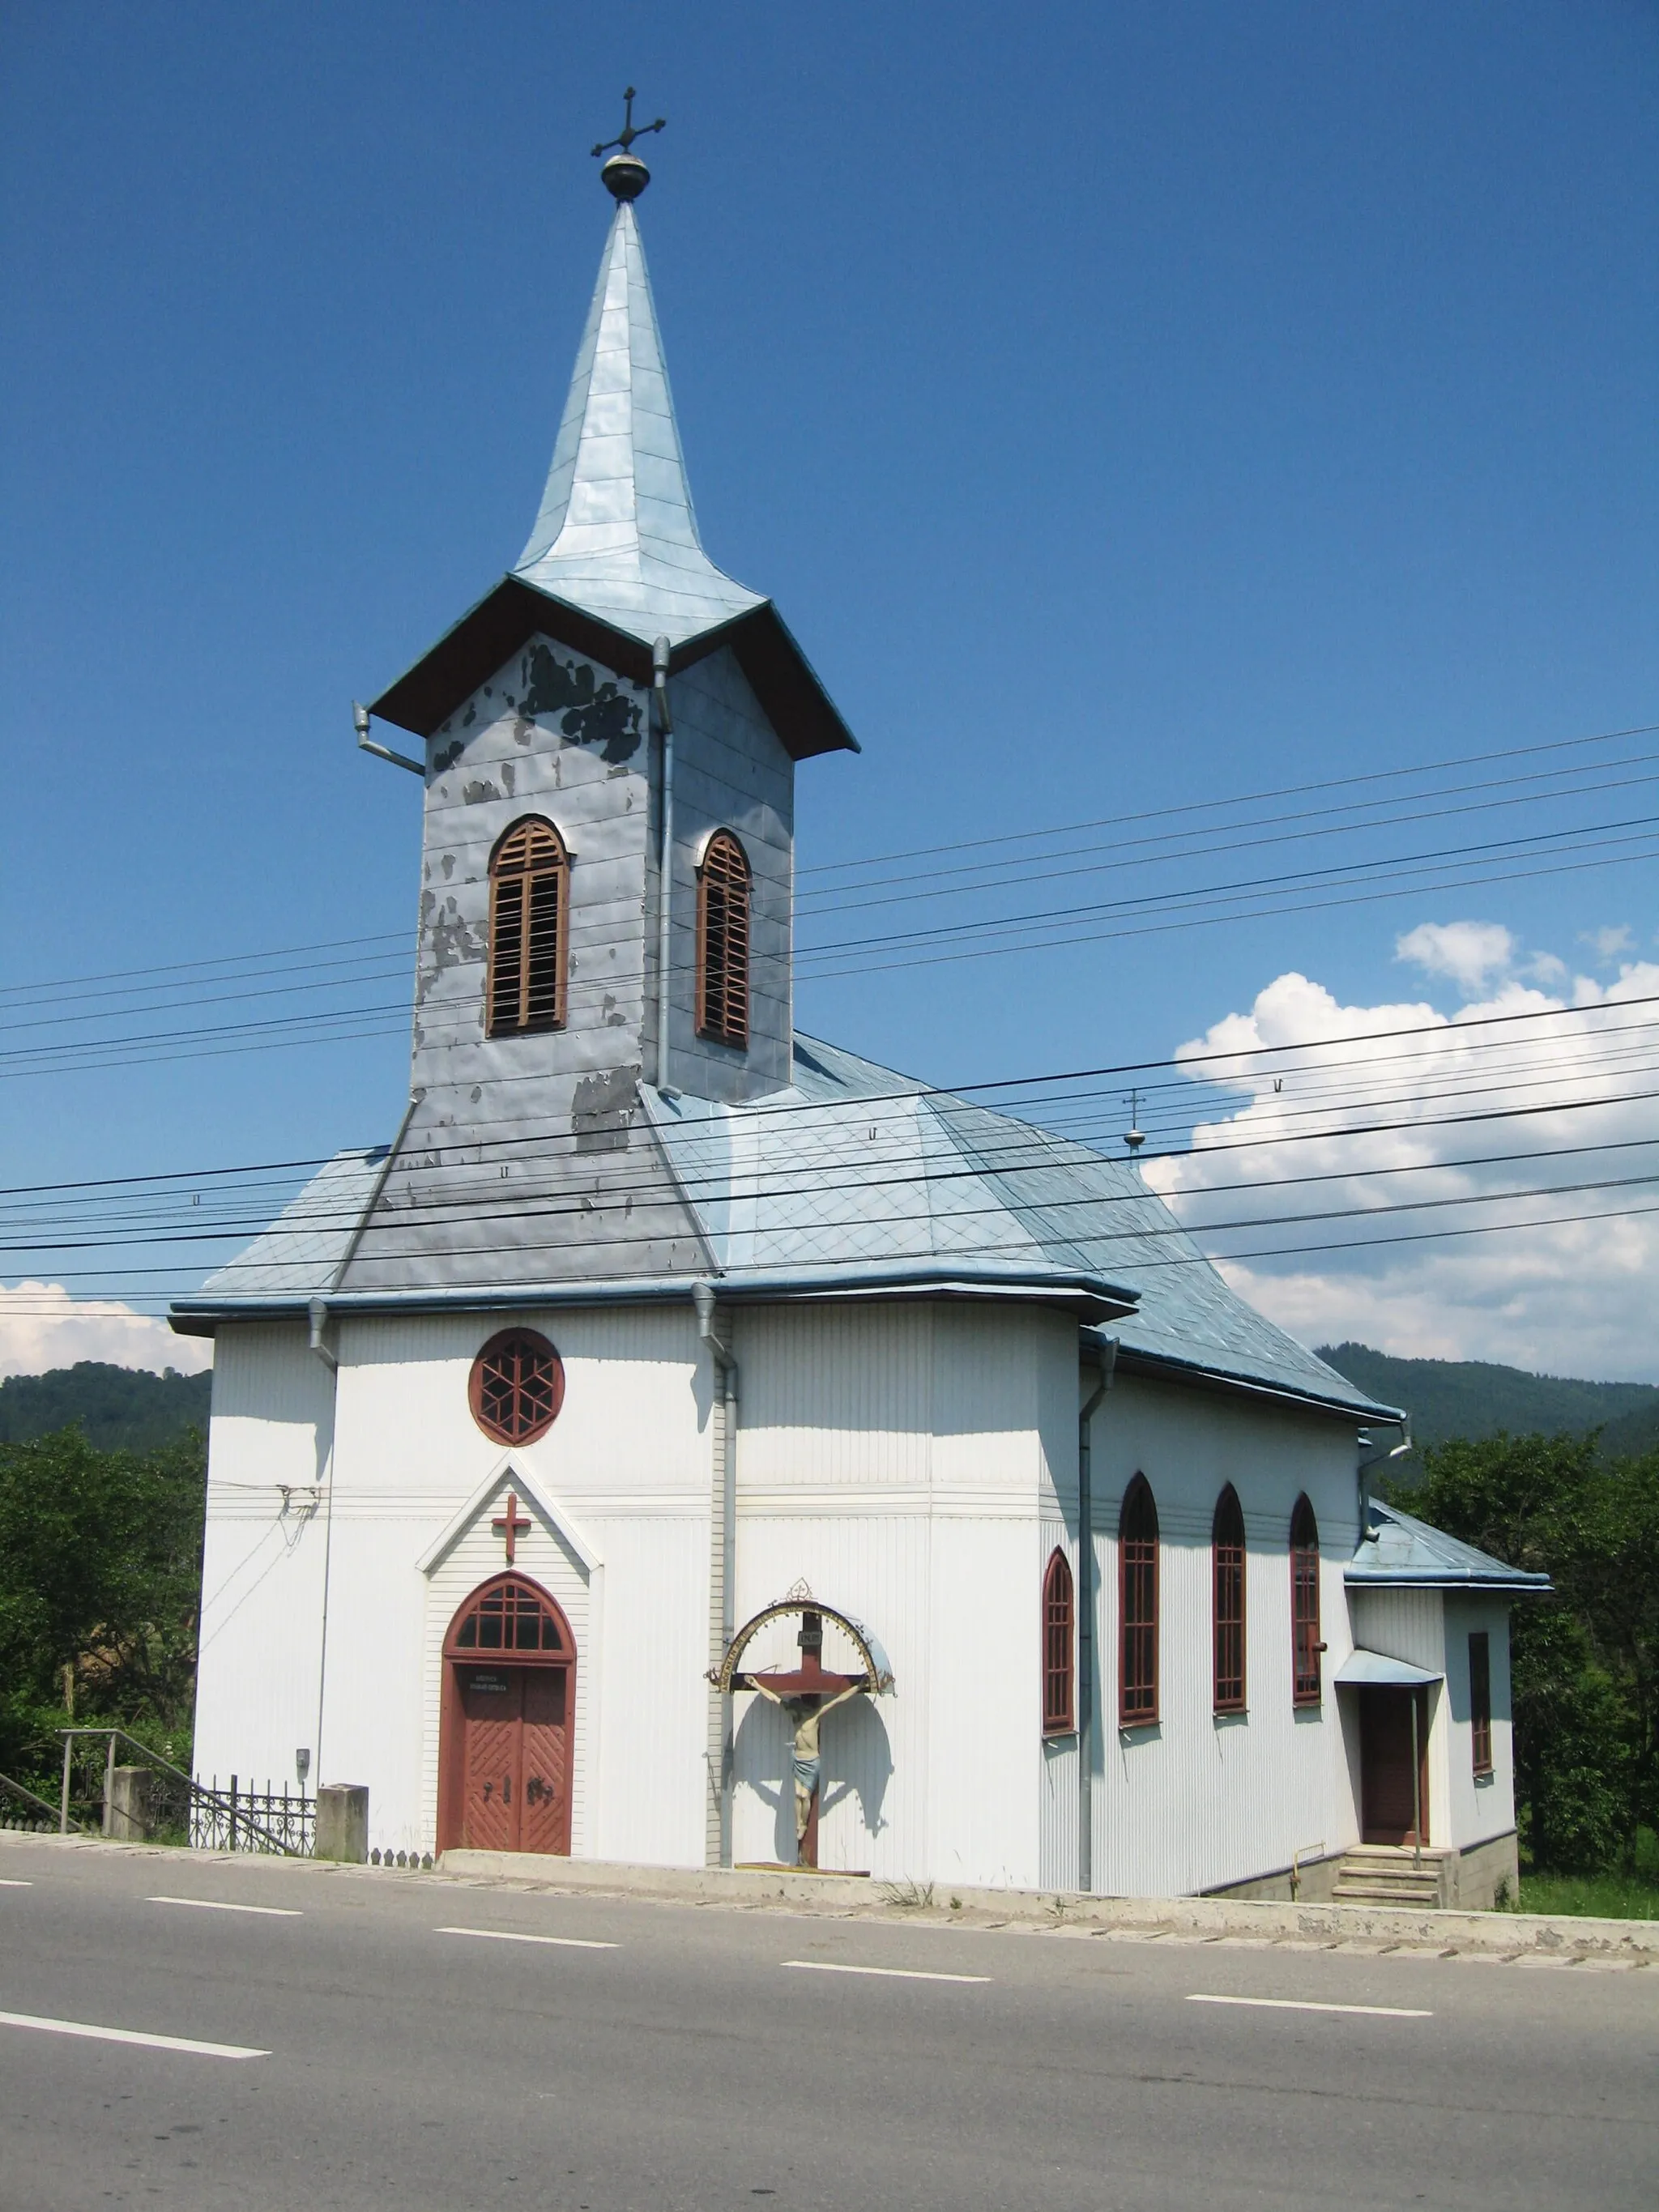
left=175, top=142, right=1543, bottom=1907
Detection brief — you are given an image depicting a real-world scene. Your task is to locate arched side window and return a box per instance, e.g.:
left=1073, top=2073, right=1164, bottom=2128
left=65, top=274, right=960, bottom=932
left=488, top=818, right=569, bottom=1038
left=696, top=829, right=751, bottom=1048
left=1290, top=1494, right=1322, bottom=1707
left=1119, top=1477, right=1159, bottom=1727
left=1213, top=1485, right=1247, bottom=1714
left=1043, top=1548, right=1075, bottom=1737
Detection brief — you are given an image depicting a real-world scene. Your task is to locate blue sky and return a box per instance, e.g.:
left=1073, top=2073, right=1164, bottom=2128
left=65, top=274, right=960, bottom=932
left=2, top=3, right=1657, bottom=1375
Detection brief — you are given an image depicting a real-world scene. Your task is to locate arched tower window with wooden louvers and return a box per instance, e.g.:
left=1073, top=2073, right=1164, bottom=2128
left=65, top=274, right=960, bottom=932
left=696, top=829, right=751, bottom=1048
left=488, top=818, right=569, bottom=1038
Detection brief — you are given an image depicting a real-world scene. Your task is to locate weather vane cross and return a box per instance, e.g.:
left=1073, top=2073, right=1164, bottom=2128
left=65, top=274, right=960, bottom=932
left=592, top=86, right=665, bottom=161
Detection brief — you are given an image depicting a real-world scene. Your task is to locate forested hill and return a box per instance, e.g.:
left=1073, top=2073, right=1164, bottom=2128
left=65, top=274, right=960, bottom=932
left=0, top=1362, right=212, bottom=1451
left=1317, top=1342, right=1659, bottom=1458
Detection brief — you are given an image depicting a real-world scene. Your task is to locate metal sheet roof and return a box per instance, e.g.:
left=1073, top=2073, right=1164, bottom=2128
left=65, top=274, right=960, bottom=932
left=511, top=201, right=764, bottom=650
left=1335, top=1647, right=1444, bottom=1687
left=177, top=1034, right=1398, bottom=1420
left=1346, top=1499, right=1553, bottom=1592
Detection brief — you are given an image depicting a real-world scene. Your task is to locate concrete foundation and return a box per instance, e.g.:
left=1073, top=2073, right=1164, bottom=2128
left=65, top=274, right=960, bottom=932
left=315, top=1784, right=369, bottom=1863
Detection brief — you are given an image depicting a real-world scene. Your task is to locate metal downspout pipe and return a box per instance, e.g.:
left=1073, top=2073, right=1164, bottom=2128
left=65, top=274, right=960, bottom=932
left=1077, top=1334, right=1118, bottom=1894
left=654, top=636, right=674, bottom=1093
left=306, top=1298, right=340, bottom=1785
left=693, top=1282, right=738, bottom=1867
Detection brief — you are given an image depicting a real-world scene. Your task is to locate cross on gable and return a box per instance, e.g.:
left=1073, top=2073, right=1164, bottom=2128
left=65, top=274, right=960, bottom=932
left=491, top=1490, right=531, bottom=1565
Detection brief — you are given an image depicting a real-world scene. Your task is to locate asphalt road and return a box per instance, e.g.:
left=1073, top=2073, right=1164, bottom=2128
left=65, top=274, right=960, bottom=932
left=1, top=1835, right=1653, bottom=2212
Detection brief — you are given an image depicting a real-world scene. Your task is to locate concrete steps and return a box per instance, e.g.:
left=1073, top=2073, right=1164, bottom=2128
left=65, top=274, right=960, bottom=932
left=1333, top=1843, right=1450, bottom=1907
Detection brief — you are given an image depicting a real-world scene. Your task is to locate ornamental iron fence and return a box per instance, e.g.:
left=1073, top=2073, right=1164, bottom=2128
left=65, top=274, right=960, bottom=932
left=54, top=1729, right=313, bottom=1855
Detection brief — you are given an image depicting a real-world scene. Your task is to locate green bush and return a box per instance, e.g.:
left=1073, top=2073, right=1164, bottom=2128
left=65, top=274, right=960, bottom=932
left=0, top=1427, right=206, bottom=1789
left=1391, top=1431, right=1659, bottom=1873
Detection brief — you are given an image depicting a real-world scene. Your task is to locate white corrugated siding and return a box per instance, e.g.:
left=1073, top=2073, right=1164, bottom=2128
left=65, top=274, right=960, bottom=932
left=1436, top=1596, right=1516, bottom=1850
left=192, top=1323, right=335, bottom=1799
left=1088, top=1372, right=1363, bottom=1895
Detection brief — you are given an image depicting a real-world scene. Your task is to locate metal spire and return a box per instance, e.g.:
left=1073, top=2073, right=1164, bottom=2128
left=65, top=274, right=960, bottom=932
left=592, top=86, right=665, bottom=202
left=511, top=139, right=765, bottom=648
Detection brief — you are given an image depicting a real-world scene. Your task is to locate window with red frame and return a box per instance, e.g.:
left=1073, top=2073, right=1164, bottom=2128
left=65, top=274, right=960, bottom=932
left=1043, top=1548, right=1075, bottom=1735
left=469, top=1328, right=565, bottom=1445
left=1469, top=1631, right=1493, bottom=1775
left=1213, top=1485, right=1247, bottom=1714
left=1290, top=1494, right=1322, bottom=1706
left=1119, top=1477, right=1159, bottom=1726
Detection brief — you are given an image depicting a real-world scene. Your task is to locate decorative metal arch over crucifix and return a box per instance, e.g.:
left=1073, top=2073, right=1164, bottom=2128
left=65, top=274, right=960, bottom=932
left=710, top=1587, right=893, bottom=1869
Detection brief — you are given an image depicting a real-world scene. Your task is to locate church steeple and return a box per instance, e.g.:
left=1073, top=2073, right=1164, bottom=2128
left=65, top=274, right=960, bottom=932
left=511, top=198, right=764, bottom=649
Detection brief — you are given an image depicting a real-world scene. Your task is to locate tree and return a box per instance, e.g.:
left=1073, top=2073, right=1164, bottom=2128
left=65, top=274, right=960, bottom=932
left=0, top=1428, right=206, bottom=1785
left=1392, top=1432, right=1659, bottom=1869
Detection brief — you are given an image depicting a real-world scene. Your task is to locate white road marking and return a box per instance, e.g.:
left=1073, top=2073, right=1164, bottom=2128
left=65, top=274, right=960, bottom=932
left=783, top=1959, right=990, bottom=1984
left=147, top=1895, right=301, bottom=1918
left=433, top=1925, right=618, bottom=1950
left=0, top=2009, right=267, bottom=2060
left=1188, top=1993, right=1431, bottom=2018
left=0, top=1880, right=33, bottom=1888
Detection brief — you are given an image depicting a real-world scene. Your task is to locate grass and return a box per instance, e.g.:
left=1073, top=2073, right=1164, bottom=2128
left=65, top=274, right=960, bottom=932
left=1512, top=1828, right=1659, bottom=1919
left=1516, top=1869, right=1659, bottom=1920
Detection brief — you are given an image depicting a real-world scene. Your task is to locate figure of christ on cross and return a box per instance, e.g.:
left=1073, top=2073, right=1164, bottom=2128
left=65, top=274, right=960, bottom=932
left=736, top=1612, right=869, bottom=1868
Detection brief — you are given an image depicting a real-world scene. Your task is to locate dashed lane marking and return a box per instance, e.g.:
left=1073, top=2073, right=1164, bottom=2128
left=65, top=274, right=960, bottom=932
left=1188, top=1993, right=1431, bottom=2018
left=0, top=2010, right=268, bottom=2060
left=147, top=1895, right=301, bottom=1917
left=0, top=1880, right=33, bottom=1888
left=434, top=1926, right=618, bottom=1950
left=783, top=1960, right=991, bottom=1984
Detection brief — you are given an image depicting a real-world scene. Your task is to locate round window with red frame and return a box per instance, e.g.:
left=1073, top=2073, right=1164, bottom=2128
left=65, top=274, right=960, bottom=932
left=469, top=1328, right=565, bottom=1444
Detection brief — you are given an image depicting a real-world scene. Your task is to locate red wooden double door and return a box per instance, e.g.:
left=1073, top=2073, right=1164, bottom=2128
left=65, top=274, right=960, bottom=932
left=437, top=1575, right=574, bottom=1856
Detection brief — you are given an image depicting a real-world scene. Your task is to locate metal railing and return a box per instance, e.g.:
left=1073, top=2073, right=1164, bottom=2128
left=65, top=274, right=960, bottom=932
left=0, top=1767, right=77, bottom=1834
left=55, top=1729, right=313, bottom=1856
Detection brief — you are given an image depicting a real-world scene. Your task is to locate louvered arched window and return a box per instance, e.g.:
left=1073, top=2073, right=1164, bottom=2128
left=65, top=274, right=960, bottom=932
left=696, top=829, right=751, bottom=1048
left=1042, top=1548, right=1075, bottom=1736
left=1119, top=1476, right=1159, bottom=1726
left=1213, top=1485, right=1247, bottom=1714
left=1290, top=1494, right=1322, bottom=1707
left=488, top=818, right=569, bottom=1037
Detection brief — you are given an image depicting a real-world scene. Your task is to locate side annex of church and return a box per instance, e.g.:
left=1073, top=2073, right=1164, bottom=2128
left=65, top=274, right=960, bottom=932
left=175, top=144, right=1543, bottom=1905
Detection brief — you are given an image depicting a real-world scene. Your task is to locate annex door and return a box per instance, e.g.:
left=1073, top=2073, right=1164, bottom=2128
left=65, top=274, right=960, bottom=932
left=1359, top=1686, right=1430, bottom=1845
left=438, top=1575, right=575, bottom=1856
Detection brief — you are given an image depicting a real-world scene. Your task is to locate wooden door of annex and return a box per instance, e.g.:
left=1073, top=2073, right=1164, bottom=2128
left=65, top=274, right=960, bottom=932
left=1359, top=1686, right=1430, bottom=1845
left=437, top=1575, right=575, bottom=1856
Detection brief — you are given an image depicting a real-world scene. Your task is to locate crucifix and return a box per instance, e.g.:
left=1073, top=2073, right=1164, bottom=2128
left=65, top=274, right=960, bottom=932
left=491, top=1490, right=530, bottom=1566
left=737, top=1611, right=868, bottom=1869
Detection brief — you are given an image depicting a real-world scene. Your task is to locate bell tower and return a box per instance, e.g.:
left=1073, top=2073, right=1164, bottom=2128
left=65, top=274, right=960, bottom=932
left=341, top=110, right=857, bottom=1293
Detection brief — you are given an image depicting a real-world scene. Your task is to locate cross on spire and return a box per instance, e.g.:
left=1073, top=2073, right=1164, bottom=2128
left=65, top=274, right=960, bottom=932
left=593, top=87, right=665, bottom=201
left=492, top=1490, right=531, bottom=1566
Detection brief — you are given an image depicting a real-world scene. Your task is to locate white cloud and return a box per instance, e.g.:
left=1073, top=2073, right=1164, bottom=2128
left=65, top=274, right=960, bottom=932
left=1394, top=919, right=1516, bottom=992
left=1144, top=960, right=1659, bottom=1381
left=1580, top=925, right=1635, bottom=961
left=0, top=1281, right=212, bottom=1383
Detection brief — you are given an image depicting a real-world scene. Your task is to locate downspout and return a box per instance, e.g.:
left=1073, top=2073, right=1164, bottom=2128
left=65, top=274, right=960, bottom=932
left=1357, top=1419, right=1414, bottom=1537
left=693, top=1281, right=737, bottom=1868
left=654, top=636, right=674, bottom=1093
left=1077, top=1333, right=1118, bottom=1894
left=306, top=1298, right=339, bottom=1785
